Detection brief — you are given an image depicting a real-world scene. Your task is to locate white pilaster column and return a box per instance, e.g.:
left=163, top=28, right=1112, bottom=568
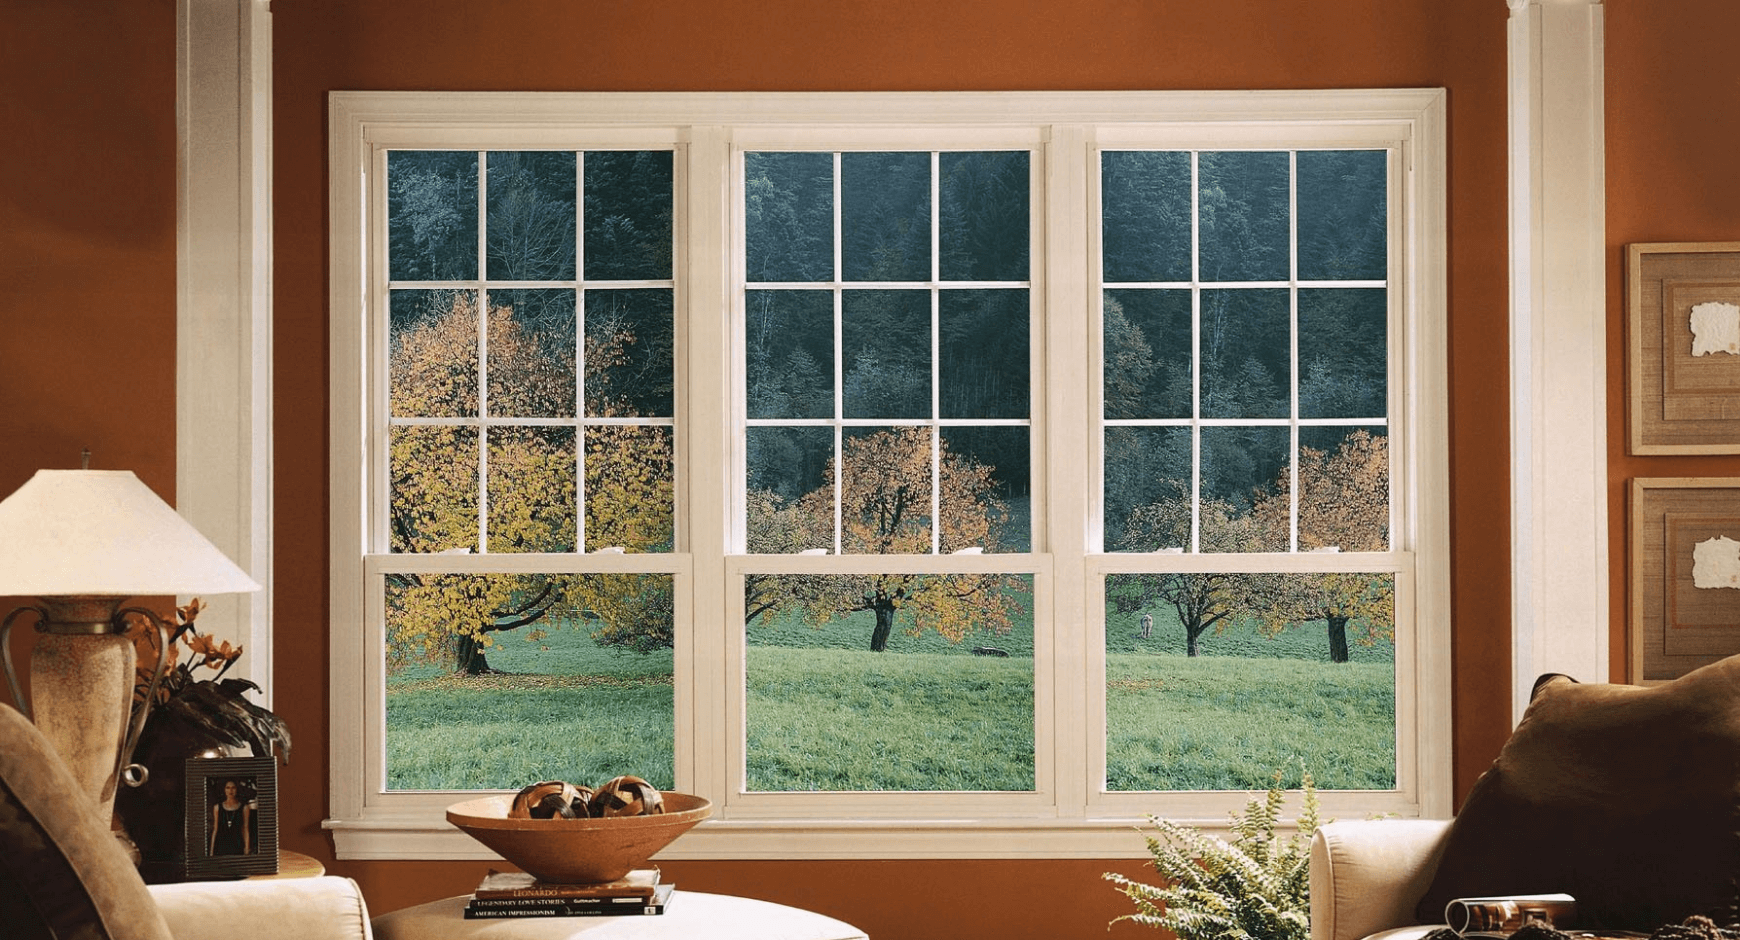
left=1508, top=0, right=1607, bottom=721
left=177, top=0, right=274, bottom=699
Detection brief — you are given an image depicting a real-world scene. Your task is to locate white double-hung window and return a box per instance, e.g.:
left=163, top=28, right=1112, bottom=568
left=328, top=90, right=1449, bottom=859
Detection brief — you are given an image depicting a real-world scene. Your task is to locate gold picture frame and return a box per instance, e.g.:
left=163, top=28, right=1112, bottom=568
left=1629, top=478, right=1740, bottom=683
left=1628, top=242, right=1740, bottom=454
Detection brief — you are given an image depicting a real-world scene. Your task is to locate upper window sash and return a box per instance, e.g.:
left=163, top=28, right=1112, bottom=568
left=1089, top=143, right=1406, bottom=558
left=368, top=143, right=686, bottom=559
left=727, top=129, right=1047, bottom=559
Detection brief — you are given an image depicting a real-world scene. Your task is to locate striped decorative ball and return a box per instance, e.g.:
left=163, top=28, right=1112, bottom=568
left=566, top=784, right=598, bottom=818
left=592, top=775, right=665, bottom=817
left=509, top=780, right=584, bottom=819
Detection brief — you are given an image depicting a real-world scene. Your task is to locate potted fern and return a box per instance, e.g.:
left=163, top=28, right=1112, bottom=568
left=1106, top=772, right=1321, bottom=940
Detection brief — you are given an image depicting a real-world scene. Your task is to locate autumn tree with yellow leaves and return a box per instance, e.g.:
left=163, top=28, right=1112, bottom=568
left=386, top=292, right=674, bottom=673
left=748, top=427, right=1027, bottom=653
left=1245, top=430, right=1393, bottom=663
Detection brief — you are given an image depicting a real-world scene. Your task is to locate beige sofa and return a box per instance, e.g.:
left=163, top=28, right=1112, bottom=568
left=1310, top=818, right=1450, bottom=940
left=148, top=877, right=373, bottom=940
left=0, top=701, right=372, bottom=940
left=1308, top=656, right=1740, bottom=940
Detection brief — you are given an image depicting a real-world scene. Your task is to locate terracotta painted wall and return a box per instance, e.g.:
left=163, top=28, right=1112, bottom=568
left=1605, top=0, right=1740, bottom=678
left=0, top=1, right=1518, bottom=938
left=268, top=1, right=1514, bottom=935
left=0, top=1, right=178, bottom=695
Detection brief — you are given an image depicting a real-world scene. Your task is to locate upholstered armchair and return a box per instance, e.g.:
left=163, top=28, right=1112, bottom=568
left=0, top=702, right=373, bottom=940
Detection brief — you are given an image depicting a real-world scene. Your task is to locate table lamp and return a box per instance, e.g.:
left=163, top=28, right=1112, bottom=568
left=0, top=468, right=261, bottom=822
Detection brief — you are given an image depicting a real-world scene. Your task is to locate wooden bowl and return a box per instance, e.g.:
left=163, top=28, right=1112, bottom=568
left=446, top=791, right=711, bottom=884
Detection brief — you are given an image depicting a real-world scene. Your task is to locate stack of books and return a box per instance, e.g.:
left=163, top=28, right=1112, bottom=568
left=462, top=868, right=675, bottom=919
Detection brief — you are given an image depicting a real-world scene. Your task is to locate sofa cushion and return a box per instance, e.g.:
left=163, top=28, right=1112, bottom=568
left=0, top=701, right=173, bottom=940
left=1414, top=655, right=1740, bottom=931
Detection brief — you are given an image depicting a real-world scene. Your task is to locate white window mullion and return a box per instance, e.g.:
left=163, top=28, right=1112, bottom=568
left=683, top=128, right=727, bottom=804
left=1044, top=123, right=1091, bottom=815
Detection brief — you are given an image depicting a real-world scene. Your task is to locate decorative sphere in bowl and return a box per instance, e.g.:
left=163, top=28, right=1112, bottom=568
left=447, top=791, right=711, bottom=884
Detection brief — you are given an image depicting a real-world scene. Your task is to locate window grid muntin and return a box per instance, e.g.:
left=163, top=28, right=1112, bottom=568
left=1099, top=148, right=1392, bottom=555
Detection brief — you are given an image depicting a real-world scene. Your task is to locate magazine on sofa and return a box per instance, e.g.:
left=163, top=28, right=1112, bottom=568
left=1445, top=894, right=1578, bottom=937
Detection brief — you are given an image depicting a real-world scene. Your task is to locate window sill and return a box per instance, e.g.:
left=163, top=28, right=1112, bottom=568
left=323, top=803, right=1434, bottom=860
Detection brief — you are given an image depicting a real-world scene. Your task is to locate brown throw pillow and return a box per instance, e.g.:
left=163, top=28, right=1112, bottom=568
left=1414, top=655, right=1740, bottom=931
left=0, top=702, right=173, bottom=940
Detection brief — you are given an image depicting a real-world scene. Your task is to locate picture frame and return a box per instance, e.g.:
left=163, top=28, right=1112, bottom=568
left=1628, top=242, right=1740, bottom=454
left=1628, top=478, right=1740, bottom=683
left=183, top=756, right=278, bottom=878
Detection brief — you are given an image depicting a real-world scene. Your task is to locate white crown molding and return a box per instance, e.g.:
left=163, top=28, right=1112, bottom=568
left=1507, top=0, right=1608, bottom=720
left=176, top=0, right=274, bottom=701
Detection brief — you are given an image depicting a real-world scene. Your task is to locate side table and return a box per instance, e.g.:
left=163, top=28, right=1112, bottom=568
left=372, top=890, right=867, bottom=940
left=247, top=849, right=326, bottom=879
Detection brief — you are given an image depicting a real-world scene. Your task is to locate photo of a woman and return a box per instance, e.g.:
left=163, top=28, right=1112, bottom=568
left=185, top=758, right=276, bottom=878
left=209, top=778, right=254, bottom=856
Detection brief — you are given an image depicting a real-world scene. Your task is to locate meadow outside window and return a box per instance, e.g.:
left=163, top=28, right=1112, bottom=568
left=327, top=91, right=1450, bottom=859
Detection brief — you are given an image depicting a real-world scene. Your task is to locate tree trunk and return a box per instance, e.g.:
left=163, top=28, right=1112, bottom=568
left=1185, top=620, right=1202, bottom=657
left=456, top=632, right=494, bottom=675
left=869, top=603, right=897, bottom=652
left=1326, top=615, right=1350, bottom=663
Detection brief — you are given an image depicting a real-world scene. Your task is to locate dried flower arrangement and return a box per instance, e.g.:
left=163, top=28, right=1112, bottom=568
left=117, top=599, right=290, bottom=870
left=124, top=599, right=290, bottom=762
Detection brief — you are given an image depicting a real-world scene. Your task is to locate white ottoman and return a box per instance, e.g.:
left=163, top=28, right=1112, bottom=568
left=372, top=890, right=868, bottom=940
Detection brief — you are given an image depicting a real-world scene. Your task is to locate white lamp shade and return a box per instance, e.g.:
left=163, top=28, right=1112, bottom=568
left=0, top=469, right=260, bottom=597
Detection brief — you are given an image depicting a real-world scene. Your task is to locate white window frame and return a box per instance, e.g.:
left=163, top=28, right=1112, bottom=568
left=327, top=89, right=1449, bottom=860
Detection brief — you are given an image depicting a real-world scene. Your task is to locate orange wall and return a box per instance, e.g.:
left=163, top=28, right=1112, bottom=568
left=270, top=1, right=1514, bottom=935
left=0, top=0, right=177, bottom=496
left=0, top=0, right=178, bottom=696
left=1605, top=0, right=1740, bottom=678
left=0, top=1, right=1520, bottom=937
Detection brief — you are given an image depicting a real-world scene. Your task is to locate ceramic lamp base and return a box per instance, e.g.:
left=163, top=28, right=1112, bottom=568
left=32, top=626, right=135, bottom=818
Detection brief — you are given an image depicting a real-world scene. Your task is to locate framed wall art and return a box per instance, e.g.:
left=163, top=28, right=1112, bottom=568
left=183, top=756, right=278, bottom=878
left=1629, top=478, right=1740, bottom=683
left=1629, top=242, right=1740, bottom=454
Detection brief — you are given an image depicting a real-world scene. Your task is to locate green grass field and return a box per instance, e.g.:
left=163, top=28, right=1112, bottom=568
left=384, top=599, right=1396, bottom=792
left=1103, top=604, right=1396, bottom=791
left=385, top=624, right=675, bottom=791
left=746, top=646, right=1034, bottom=791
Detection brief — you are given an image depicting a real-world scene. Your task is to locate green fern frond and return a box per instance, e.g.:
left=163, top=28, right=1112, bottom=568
left=1105, top=770, right=1326, bottom=940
